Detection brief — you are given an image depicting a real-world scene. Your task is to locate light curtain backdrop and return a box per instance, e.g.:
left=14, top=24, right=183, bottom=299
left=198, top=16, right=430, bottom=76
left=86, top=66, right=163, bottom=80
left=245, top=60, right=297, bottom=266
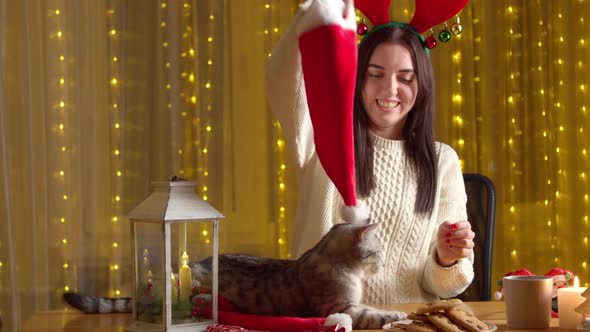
left=0, top=0, right=588, bottom=330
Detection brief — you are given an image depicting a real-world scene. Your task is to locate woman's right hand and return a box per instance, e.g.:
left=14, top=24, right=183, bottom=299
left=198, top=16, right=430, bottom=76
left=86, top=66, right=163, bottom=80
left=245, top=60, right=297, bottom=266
left=435, top=220, right=475, bottom=267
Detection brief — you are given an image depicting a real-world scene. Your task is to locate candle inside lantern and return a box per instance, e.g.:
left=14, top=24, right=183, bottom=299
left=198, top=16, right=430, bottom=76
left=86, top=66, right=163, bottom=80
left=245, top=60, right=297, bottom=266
left=559, top=277, right=586, bottom=330
left=171, top=272, right=179, bottom=304
left=141, top=249, right=150, bottom=283
left=179, top=251, right=192, bottom=303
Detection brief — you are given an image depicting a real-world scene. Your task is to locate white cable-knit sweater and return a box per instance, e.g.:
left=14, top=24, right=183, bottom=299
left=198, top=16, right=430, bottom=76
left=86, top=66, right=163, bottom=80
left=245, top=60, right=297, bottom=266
left=264, top=5, right=474, bottom=304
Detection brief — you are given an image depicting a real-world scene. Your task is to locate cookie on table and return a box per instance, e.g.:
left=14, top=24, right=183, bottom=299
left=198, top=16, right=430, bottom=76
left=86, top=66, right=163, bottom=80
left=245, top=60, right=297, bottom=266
left=402, top=321, right=440, bottom=332
left=454, top=303, right=475, bottom=315
left=445, top=307, right=488, bottom=332
left=426, top=312, right=467, bottom=332
left=407, top=312, right=430, bottom=322
left=416, top=299, right=463, bottom=314
left=385, top=322, right=411, bottom=332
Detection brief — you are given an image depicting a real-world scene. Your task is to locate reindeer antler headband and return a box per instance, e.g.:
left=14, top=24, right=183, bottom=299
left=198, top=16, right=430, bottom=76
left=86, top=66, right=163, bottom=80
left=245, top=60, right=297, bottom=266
left=355, top=0, right=469, bottom=50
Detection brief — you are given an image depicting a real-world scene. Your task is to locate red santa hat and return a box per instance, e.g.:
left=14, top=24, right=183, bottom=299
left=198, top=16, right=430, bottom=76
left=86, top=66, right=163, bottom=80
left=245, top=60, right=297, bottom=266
left=494, top=268, right=535, bottom=300
left=298, top=0, right=364, bottom=224
left=544, top=267, right=575, bottom=284
left=298, top=0, right=469, bottom=224
left=196, top=295, right=352, bottom=332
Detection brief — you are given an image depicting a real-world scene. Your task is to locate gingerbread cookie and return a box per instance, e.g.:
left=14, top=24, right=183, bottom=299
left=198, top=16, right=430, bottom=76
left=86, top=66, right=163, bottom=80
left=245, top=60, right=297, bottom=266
left=445, top=307, right=488, bottom=332
left=427, top=312, right=467, bottom=332
left=416, top=299, right=463, bottom=314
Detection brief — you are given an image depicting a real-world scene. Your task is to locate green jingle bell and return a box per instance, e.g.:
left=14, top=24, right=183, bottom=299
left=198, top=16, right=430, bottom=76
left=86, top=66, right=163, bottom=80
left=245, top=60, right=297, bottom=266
left=438, top=29, right=451, bottom=42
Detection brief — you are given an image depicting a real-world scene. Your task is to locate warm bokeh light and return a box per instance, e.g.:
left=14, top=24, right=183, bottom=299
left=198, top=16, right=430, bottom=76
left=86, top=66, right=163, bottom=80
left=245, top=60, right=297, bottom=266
left=431, top=0, right=590, bottom=285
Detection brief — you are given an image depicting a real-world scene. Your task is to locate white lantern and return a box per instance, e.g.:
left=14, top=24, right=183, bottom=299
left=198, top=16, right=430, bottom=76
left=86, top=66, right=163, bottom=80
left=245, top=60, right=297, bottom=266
left=126, top=180, right=223, bottom=332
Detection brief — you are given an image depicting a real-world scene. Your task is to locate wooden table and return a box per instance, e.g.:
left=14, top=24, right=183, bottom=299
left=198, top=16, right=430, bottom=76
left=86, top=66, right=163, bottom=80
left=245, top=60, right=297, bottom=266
left=18, top=309, right=130, bottom=332
left=19, top=302, right=561, bottom=332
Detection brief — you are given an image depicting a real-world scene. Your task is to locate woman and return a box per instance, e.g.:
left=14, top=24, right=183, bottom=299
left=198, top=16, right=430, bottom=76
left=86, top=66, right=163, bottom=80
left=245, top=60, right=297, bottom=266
left=265, top=0, right=474, bottom=304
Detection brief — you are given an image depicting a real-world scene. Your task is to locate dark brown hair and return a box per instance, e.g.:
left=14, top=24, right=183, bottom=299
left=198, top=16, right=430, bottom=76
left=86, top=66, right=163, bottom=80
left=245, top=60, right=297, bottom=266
left=353, top=25, right=437, bottom=216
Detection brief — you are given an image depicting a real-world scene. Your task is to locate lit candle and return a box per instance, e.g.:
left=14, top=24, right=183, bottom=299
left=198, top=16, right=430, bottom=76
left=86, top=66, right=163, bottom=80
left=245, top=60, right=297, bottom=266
left=558, top=277, right=586, bottom=330
left=179, top=251, right=192, bottom=303
left=170, top=272, right=178, bottom=303
left=141, top=249, right=150, bottom=283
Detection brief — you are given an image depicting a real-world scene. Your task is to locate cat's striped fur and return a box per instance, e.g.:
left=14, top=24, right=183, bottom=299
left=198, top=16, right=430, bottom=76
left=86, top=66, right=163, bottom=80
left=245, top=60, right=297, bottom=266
left=64, top=223, right=406, bottom=328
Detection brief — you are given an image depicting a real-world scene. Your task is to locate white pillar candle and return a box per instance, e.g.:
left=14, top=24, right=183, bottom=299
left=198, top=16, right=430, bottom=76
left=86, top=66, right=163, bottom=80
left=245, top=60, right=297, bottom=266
left=559, top=283, right=586, bottom=330
left=179, top=251, right=193, bottom=303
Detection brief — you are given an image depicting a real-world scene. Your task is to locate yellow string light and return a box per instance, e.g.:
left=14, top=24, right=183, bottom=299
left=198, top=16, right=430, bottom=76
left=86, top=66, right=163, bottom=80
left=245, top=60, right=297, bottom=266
left=554, top=9, right=567, bottom=272
left=199, top=0, right=214, bottom=244
left=506, top=1, right=521, bottom=268
left=106, top=4, right=123, bottom=298
left=264, top=2, right=290, bottom=258
left=49, top=4, right=74, bottom=299
left=574, top=0, right=589, bottom=281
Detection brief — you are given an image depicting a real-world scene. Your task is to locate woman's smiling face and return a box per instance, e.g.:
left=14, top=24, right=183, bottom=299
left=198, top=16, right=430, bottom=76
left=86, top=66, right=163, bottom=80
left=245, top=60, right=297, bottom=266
left=362, top=42, right=418, bottom=140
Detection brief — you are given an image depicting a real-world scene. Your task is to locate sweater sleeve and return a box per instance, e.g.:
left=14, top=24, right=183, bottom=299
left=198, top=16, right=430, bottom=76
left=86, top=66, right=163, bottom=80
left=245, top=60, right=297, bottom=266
left=422, top=143, right=474, bottom=298
left=264, top=7, right=315, bottom=170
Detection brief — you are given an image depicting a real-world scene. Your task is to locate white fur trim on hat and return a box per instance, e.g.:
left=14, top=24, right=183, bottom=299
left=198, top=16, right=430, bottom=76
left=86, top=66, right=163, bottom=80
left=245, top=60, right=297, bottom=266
left=297, top=0, right=356, bottom=35
left=325, top=313, right=353, bottom=332
left=340, top=199, right=370, bottom=224
left=551, top=275, right=566, bottom=282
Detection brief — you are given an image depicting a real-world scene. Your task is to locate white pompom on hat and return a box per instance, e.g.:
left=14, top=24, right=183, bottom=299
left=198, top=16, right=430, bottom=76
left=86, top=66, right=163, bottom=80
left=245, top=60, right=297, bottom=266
left=340, top=199, right=370, bottom=225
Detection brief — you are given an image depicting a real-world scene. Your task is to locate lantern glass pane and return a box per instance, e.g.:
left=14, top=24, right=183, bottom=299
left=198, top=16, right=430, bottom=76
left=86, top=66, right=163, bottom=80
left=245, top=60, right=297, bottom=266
left=134, top=221, right=164, bottom=325
left=170, top=221, right=215, bottom=325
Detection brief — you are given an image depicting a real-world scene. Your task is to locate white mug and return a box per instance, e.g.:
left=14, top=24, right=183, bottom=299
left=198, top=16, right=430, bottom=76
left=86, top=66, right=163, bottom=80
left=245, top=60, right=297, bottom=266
left=503, top=275, right=553, bottom=329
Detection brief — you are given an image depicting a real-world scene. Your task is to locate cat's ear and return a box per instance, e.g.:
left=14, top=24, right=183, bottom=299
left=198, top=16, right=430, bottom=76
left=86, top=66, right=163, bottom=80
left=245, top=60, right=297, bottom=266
left=357, top=223, right=379, bottom=242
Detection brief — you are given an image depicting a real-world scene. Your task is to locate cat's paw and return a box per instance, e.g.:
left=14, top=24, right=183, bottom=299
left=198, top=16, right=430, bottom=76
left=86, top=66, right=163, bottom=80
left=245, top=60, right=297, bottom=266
left=383, top=310, right=407, bottom=322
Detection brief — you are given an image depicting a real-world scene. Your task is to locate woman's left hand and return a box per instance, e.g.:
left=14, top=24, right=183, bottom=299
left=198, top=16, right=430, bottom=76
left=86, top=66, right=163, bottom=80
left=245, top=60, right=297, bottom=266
left=435, top=220, right=475, bottom=267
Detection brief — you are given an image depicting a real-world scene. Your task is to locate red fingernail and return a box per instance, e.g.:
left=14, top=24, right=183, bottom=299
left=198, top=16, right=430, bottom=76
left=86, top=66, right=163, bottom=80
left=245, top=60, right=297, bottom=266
left=445, top=239, right=450, bottom=243
left=449, top=224, right=458, bottom=230
left=448, top=245, right=453, bottom=249
left=445, top=232, right=451, bottom=237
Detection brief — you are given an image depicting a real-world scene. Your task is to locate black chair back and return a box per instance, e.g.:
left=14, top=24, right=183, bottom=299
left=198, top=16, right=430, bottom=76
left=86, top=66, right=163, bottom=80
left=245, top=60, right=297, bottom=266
left=457, top=173, right=496, bottom=301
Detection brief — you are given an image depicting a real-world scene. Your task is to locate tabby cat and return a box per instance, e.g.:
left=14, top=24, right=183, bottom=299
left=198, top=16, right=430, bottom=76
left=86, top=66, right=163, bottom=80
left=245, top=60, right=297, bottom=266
left=64, top=222, right=406, bottom=329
